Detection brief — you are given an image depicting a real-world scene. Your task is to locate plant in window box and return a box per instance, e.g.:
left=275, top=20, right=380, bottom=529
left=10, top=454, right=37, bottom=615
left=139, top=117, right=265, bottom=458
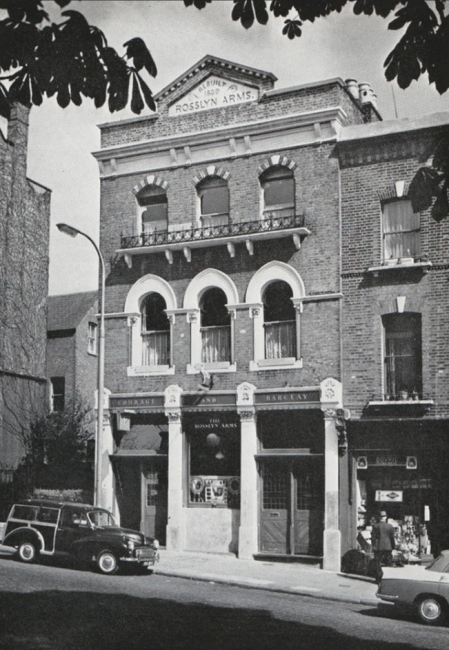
left=399, top=389, right=409, bottom=401
left=411, top=390, right=419, bottom=401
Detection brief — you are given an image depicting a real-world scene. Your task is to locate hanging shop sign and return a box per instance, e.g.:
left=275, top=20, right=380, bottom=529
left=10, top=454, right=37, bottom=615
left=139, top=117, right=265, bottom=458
left=375, top=490, right=403, bottom=503
left=356, top=455, right=418, bottom=469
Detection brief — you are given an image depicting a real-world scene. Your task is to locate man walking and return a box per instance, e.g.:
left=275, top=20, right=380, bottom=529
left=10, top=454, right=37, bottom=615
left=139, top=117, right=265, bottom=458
left=371, top=510, right=396, bottom=583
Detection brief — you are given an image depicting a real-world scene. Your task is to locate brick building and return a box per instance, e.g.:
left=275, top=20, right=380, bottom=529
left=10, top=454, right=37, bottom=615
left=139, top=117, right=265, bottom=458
left=338, top=113, right=449, bottom=557
left=47, top=291, right=99, bottom=415
left=0, top=104, right=51, bottom=489
left=93, top=55, right=448, bottom=569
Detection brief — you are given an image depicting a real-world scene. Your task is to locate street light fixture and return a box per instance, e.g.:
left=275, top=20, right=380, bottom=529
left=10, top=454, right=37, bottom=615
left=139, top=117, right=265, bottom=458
left=56, top=222, right=105, bottom=508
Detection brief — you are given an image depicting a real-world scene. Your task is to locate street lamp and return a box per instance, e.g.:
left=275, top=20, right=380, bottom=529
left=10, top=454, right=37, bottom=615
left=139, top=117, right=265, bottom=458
left=56, top=222, right=105, bottom=508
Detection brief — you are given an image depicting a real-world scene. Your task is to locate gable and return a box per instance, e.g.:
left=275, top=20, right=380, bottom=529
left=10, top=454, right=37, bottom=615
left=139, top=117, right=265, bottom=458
left=169, top=75, right=259, bottom=117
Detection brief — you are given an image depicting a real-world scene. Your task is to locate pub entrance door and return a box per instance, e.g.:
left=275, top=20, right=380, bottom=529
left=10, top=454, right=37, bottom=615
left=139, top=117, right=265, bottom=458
left=142, top=458, right=168, bottom=546
left=260, top=457, right=324, bottom=557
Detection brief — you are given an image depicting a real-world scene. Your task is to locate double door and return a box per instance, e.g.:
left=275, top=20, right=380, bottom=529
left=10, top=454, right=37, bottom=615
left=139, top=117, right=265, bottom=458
left=260, top=457, right=324, bottom=556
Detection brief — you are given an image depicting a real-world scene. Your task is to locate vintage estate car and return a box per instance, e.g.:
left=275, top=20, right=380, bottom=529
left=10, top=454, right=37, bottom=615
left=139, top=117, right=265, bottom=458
left=1, top=499, right=159, bottom=575
left=377, top=550, right=449, bottom=625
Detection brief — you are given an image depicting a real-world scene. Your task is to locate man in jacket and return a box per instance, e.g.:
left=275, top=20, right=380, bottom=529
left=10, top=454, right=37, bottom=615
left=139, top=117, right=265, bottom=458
left=371, top=510, right=396, bottom=583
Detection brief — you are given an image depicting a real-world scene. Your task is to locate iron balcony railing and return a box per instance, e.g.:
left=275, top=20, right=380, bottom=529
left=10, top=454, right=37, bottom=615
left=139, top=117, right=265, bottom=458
left=121, top=213, right=306, bottom=250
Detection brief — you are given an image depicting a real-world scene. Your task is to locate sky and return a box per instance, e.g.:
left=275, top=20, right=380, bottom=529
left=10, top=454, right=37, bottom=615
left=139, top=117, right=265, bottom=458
left=21, top=0, right=449, bottom=296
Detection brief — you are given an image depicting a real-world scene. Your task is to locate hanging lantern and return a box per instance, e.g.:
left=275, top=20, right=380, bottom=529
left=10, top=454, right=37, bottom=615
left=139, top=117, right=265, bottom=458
left=206, top=433, right=220, bottom=448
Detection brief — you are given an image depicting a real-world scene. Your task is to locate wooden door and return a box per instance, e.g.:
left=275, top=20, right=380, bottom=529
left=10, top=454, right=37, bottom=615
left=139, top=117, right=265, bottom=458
left=260, top=460, right=290, bottom=554
left=293, top=459, right=324, bottom=556
left=142, top=458, right=168, bottom=545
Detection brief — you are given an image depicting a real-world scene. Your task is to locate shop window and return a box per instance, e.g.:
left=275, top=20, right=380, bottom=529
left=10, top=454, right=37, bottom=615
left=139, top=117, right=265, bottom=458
left=263, top=281, right=296, bottom=360
left=383, top=313, right=422, bottom=400
left=197, top=176, right=229, bottom=226
left=140, top=293, right=170, bottom=367
left=382, top=199, right=421, bottom=262
left=200, top=288, right=231, bottom=364
left=87, top=321, right=97, bottom=355
left=188, top=421, right=240, bottom=508
left=137, top=185, right=168, bottom=233
left=50, top=376, right=65, bottom=412
left=260, top=165, right=295, bottom=219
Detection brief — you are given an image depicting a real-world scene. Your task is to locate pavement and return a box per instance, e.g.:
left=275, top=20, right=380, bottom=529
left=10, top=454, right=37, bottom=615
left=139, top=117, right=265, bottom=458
left=0, top=538, right=379, bottom=606
left=154, top=549, right=379, bottom=606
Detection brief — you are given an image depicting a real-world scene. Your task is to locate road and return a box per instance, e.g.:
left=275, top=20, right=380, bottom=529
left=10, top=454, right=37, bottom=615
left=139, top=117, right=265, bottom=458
left=0, top=554, right=448, bottom=649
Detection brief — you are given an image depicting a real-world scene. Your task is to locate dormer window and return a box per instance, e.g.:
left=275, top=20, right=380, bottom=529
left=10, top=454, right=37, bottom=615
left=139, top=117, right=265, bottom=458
left=137, top=185, right=168, bottom=234
left=382, top=199, right=420, bottom=263
left=260, top=166, right=295, bottom=219
left=197, top=176, right=229, bottom=227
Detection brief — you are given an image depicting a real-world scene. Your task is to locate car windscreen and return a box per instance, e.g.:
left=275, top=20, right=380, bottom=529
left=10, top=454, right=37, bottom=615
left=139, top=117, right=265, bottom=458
left=425, top=554, right=449, bottom=572
left=87, top=510, right=116, bottom=528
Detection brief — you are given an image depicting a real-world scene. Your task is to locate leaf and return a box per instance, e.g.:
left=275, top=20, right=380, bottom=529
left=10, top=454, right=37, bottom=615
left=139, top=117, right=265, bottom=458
left=0, top=82, right=10, bottom=119
left=270, top=0, right=294, bottom=18
left=139, top=75, right=156, bottom=112
left=55, top=0, right=73, bottom=7
left=232, top=0, right=268, bottom=29
left=124, top=37, right=157, bottom=77
left=432, top=182, right=449, bottom=222
left=408, top=166, right=442, bottom=212
left=130, top=73, right=144, bottom=115
left=282, top=18, right=302, bottom=39
left=183, top=0, right=212, bottom=7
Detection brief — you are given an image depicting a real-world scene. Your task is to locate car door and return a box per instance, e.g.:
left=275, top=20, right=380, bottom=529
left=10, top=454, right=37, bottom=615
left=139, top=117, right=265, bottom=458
left=438, top=570, right=449, bottom=601
left=55, top=508, right=90, bottom=555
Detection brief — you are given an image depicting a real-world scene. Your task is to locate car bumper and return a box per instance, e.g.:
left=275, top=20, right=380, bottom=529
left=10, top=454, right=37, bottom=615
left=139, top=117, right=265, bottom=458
left=120, top=548, right=159, bottom=565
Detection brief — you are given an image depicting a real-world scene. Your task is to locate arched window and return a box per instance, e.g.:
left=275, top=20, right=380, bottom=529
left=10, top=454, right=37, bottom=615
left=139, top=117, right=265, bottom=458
left=263, top=281, right=296, bottom=359
left=140, top=293, right=170, bottom=366
left=137, top=185, right=168, bottom=233
left=200, top=288, right=231, bottom=363
left=197, top=176, right=229, bottom=226
left=260, top=166, right=295, bottom=219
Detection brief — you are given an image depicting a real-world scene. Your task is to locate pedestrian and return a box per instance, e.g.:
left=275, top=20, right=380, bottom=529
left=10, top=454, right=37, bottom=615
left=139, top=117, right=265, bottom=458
left=371, top=510, right=396, bottom=583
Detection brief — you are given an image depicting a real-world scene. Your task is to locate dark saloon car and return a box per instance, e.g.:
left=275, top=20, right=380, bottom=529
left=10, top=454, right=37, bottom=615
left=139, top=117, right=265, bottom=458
left=377, top=550, right=449, bottom=625
left=2, top=499, right=159, bottom=575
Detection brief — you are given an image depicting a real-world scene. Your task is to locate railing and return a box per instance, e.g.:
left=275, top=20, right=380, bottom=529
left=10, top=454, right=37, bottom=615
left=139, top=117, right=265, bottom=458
left=141, top=331, right=170, bottom=366
left=201, top=325, right=231, bottom=363
left=264, top=320, right=296, bottom=359
left=121, top=213, right=306, bottom=249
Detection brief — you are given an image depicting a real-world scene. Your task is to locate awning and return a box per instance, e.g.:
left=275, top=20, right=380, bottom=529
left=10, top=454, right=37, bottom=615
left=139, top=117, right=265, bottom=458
left=114, top=424, right=167, bottom=456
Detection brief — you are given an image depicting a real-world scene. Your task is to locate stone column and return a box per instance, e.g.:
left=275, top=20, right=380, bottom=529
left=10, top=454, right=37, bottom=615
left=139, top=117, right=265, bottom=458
left=237, top=382, right=258, bottom=560
left=165, top=385, right=184, bottom=551
left=320, top=377, right=342, bottom=572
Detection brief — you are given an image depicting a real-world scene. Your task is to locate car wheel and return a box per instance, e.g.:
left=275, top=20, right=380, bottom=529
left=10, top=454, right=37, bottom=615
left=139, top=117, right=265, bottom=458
left=96, top=550, right=119, bottom=575
left=416, top=596, right=446, bottom=625
left=17, top=541, right=39, bottom=564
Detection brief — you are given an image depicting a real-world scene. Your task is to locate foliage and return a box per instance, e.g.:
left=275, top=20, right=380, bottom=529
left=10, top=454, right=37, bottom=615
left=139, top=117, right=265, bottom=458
left=30, top=488, right=90, bottom=502
left=0, top=0, right=157, bottom=118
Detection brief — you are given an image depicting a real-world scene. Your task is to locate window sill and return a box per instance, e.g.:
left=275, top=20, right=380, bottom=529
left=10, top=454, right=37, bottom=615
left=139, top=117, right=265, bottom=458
left=187, top=362, right=236, bottom=374
left=368, top=399, right=433, bottom=407
left=127, top=365, right=175, bottom=377
left=367, top=260, right=432, bottom=276
left=250, top=358, right=303, bottom=371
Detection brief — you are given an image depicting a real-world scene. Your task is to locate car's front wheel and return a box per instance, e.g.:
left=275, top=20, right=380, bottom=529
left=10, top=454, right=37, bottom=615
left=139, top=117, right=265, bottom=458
left=96, top=550, right=119, bottom=575
left=17, top=540, right=39, bottom=564
left=416, top=596, right=447, bottom=625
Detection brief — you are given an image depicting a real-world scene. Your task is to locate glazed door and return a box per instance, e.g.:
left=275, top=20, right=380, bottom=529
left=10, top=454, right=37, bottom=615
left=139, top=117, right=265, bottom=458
left=142, top=458, right=168, bottom=546
left=293, top=459, right=324, bottom=556
left=260, top=460, right=290, bottom=554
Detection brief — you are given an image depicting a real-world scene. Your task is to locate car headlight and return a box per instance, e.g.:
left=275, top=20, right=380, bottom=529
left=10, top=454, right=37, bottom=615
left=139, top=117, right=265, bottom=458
left=126, top=538, right=135, bottom=551
left=152, top=539, right=159, bottom=549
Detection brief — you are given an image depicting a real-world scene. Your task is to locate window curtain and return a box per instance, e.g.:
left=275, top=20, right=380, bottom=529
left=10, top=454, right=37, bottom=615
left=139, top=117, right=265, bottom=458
left=383, top=200, right=420, bottom=260
left=264, top=320, right=296, bottom=359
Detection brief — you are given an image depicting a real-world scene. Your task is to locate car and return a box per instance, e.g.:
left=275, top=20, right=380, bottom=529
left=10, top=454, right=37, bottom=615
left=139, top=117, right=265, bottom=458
left=377, top=550, right=449, bottom=625
left=1, top=499, right=159, bottom=575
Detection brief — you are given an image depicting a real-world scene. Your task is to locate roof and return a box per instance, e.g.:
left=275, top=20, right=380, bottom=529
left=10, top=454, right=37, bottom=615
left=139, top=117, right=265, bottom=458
left=47, top=291, right=98, bottom=332
left=339, top=111, right=449, bottom=144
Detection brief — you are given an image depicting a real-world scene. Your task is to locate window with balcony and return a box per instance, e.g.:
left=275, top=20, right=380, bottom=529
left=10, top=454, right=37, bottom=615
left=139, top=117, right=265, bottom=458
left=140, top=293, right=170, bottom=367
left=200, top=288, right=231, bottom=364
left=137, top=185, right=168, bottom=234
left=382, top=199, right=421, bottom=263
left=197, top=176, right=229, bottom=227
left=383, top=313, right=422, bottom=400
left=260, top=166, right=295, bottom=219
left=87, top=321, right=97, bottom=355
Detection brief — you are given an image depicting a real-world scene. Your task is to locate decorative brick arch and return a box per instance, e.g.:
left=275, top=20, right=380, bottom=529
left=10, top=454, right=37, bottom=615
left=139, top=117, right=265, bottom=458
left=245, top=261, right=305, bottom=304
left=192, top=165, right=231, bottom=186
left=377, top=181, right=410, bottom=202
left=257, top=155, right=297, bottom=176
left=124, top=274, right=177, bottom=313
left=133, top=174, right=170, bottom=195
left=184, top=268, right=239, bottom=309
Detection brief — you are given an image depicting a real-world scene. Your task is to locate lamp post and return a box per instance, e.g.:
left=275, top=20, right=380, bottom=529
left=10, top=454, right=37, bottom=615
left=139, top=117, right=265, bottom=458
left=56, top=222, right=105, bottom=508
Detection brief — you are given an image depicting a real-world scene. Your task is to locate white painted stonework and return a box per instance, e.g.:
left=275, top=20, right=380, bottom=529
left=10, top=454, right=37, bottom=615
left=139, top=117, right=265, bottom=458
left=169, top=76, right=259, bottom=116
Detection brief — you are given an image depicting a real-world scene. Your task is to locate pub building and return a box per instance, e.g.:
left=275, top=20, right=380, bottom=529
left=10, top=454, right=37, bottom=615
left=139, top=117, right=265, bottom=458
left=93, top=54, right=449, bottom=569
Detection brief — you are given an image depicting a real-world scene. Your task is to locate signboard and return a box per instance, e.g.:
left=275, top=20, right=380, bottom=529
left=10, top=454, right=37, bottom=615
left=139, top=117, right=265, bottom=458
left=109, top=395, right=164, bottom=411
left=255, top=391, right=320, bottom=406
left=182, top=393, right=236, bottom=408
left=356, top=455, right=418, bottom=469
left=168, top=76, right=259, bottom=116
left=375, top=490, right=403, bottom=503
left=191, top=416, right=239, bottom=433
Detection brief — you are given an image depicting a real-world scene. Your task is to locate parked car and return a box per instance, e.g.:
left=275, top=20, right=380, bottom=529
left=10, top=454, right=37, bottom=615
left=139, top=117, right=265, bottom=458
left=377, top=550, right=449, bottom=625
left=1, top=499, right=159, bottom=575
